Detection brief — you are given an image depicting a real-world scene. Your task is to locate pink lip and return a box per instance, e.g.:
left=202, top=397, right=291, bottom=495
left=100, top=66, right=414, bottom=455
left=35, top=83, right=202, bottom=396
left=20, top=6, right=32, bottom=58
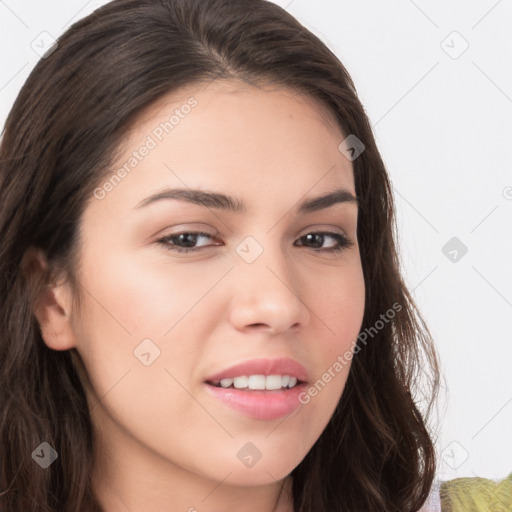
left=203, top=357, right=309, bottom=421
left=204, top=357, right=308, bottom=383
left=204, top=383, right=307, bottom=421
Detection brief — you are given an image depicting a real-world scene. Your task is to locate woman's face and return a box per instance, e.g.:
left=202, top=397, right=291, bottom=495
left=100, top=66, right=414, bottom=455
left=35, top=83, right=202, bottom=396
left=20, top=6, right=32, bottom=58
left=56, top=80, right=365, bottom=495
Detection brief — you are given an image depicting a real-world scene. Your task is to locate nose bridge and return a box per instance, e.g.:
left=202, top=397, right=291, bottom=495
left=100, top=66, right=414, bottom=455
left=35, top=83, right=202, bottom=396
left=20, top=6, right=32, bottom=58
left=235, top=233, right=292, bottom=287
left=229, top=233, right=310, bottom=332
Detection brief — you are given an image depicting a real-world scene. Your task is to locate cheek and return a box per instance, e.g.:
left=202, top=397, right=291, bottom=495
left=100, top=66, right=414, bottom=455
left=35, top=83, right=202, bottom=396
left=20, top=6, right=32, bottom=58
left=76, top=243, right=232, bottom=345
left=71, top=253, right=232, bottom=471
left=299, top=260, right=365, bottom=417
left=313, top=259, right=366, bottom=352
left=72, top=246, right=232, bottom=405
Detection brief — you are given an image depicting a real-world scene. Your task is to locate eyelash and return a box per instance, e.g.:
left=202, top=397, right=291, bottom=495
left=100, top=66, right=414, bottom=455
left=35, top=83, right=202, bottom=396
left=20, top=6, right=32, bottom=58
left=156, top=230, right=354, bottom=254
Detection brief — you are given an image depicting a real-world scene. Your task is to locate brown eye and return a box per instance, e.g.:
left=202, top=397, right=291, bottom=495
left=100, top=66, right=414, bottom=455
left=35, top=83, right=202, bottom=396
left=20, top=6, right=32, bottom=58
left=295, top=232, right=353, bottom=253
left=157, top=231, right=219, bottom=253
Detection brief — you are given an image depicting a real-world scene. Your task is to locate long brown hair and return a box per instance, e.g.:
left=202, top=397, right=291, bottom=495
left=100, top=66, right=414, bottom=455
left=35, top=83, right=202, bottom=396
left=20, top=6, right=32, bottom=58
left=0, top=0, right=440, bottom=510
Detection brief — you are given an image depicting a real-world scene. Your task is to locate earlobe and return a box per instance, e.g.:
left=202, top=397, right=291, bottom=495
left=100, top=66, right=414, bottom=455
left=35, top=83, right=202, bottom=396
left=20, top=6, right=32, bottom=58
left=22, top=247, right=77, bottom=351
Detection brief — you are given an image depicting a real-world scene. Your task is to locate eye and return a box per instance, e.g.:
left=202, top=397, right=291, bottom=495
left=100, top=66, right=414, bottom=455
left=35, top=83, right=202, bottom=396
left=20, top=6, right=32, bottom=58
left=156, top=230, right=354, bottom=254
left=156, top=231, right=219, bottom=254
left=294, top=231, right=353, bottom=253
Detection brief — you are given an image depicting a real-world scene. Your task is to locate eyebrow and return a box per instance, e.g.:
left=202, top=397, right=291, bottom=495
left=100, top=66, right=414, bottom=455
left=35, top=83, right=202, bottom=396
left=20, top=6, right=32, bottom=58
left=135, top=186, right=359, bottom=214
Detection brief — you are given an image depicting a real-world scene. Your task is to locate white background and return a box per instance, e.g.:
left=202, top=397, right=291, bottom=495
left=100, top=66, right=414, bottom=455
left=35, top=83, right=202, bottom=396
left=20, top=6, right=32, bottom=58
left=1, top=0, right=511, bottom=482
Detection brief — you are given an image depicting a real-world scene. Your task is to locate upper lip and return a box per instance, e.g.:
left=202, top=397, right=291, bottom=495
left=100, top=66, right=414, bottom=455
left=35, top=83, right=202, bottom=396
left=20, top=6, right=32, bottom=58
left=204, top=357, right=308, bottom=383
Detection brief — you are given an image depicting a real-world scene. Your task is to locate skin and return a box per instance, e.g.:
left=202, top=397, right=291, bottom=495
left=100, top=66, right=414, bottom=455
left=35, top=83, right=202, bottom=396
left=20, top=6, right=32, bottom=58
left=33, top=79, right=365, bottom=512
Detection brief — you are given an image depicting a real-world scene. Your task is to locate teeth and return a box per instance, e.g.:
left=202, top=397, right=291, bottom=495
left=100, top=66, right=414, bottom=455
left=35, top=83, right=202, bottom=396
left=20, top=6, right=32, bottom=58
left=233, top=376, right=249, bottom=389
left=248, top=375, right=266, bottom=390
left=214, top=375, right=299, bottom=390
left=219, top=378, right=233, bottom=388
left=265, top=375, right=284, bottom=390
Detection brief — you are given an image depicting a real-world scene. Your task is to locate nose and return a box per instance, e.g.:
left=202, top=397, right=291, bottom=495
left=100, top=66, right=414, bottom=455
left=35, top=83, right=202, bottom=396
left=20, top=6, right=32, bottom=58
left=228, top=243, right=311, bottom=335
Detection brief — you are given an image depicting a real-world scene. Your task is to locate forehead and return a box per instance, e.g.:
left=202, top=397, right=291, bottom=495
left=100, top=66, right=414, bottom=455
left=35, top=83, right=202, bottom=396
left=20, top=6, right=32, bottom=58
left=131, top=78, right=342, bottom=138
left=92, top=79, right=355, bottom=215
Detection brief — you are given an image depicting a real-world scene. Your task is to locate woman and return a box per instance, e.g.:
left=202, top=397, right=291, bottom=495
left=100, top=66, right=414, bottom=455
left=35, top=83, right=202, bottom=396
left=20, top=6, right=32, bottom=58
left=0, top=0, right=442, bottom=510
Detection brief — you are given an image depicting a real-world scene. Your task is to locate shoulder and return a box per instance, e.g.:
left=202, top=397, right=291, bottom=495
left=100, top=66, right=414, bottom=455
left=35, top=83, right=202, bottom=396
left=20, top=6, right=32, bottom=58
left=439, top=473, right=512, bottom=511
left=418, top=473, right=512, bottom=511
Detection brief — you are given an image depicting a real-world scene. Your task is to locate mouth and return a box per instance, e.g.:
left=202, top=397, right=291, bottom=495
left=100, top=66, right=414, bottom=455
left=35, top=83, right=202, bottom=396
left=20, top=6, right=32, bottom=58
left=202, top=357, right=309, bottom=420
left=203, top=375, right=308, bottom=421
left=205, top=374, right=305, bottom=391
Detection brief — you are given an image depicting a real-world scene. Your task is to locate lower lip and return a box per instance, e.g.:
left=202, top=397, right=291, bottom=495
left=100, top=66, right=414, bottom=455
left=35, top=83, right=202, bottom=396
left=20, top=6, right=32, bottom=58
left=204, top=382, right=307, bottom=421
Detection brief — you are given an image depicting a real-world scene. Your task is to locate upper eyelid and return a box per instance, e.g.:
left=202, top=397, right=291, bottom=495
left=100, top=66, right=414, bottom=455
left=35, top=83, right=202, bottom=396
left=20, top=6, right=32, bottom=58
left=159, top=227, right=349, bottom=240
left=160, top=222, right=350, bottom=237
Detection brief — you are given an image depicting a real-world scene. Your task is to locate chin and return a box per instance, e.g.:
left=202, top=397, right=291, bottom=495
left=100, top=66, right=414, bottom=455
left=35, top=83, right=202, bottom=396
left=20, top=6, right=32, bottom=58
left=222, top=464, right=295, bottom=487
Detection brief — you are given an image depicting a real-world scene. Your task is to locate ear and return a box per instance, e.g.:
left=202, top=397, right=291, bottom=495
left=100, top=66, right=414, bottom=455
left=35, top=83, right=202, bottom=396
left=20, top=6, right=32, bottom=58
left=22, top=247, right=77, bottom=351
